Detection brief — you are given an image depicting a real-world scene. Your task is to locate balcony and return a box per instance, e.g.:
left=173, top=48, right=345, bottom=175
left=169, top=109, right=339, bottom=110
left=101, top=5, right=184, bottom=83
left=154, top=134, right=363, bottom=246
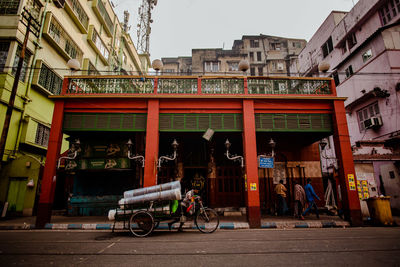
left=61, top=76, right=334, bottom=97
left=64, top=0, right=89, bottom=33
left=87, top=25, right=110, bottom=65
left=91, top=0, right=114, bottom=37
left=43, top=12, right=83, bottom=63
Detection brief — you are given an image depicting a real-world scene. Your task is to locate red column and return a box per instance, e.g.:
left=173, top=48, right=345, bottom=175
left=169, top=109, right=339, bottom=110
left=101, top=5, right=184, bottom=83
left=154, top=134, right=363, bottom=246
left=143, top=99, right=159, bottom=187
left=332, top=99, right=362, bottom=226
left=242, top=99, right=261, bottom=228
left=36, top=100, right=65, bottom=228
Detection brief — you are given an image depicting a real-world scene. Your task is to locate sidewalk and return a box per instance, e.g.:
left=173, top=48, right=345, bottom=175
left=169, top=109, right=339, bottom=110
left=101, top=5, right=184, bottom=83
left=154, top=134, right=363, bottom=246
left=0, top=214, right=357, bottom=230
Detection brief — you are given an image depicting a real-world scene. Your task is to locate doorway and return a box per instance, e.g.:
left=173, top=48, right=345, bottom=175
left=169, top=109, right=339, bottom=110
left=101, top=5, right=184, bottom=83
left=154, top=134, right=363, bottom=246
left=6, top=177, right=27, bottom=213
left=157, top=132, right=244, bottom=208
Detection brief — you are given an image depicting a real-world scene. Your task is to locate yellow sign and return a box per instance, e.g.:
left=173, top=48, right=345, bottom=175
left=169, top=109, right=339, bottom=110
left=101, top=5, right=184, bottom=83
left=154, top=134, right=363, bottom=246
left=250, top=183, right=257, bottom=191
left=348, top=174, right=356, bottom=190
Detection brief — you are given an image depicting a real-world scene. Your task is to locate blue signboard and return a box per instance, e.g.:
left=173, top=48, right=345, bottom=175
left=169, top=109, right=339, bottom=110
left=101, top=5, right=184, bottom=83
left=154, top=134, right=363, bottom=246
left=259, top=157, right=274, bottom=168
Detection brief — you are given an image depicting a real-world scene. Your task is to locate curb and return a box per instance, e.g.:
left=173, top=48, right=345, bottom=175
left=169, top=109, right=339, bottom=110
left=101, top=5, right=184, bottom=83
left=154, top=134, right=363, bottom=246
left=0, top=221, right=352, bottom=230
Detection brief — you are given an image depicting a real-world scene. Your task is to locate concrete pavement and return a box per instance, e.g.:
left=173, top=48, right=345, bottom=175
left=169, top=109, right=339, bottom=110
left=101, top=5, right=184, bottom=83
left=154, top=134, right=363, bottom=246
left=2, top=213, right=399, bottom=231
left=0, top=214, right=353, bottom=230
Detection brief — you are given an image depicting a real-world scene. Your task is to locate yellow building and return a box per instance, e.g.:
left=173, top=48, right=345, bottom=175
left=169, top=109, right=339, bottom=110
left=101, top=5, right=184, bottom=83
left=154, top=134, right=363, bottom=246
left=0, top=0, right=148, bottom=216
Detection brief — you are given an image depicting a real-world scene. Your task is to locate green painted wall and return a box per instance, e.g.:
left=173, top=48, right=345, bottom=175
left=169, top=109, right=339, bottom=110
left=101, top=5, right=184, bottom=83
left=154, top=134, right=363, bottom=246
left=0, top=71, right=67, bottom=216
left=0, top=155, right=42, bottom=216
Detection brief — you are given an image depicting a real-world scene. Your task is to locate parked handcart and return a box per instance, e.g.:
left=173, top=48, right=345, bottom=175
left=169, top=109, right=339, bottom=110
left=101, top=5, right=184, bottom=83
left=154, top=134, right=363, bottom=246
left=108, top=181, right=219, bottom=237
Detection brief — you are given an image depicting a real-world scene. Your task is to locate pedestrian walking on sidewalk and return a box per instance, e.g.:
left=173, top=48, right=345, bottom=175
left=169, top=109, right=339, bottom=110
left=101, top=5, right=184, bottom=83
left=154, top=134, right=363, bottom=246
left=275, top=179, right=288, bottom=216
left=294, top=181, right=306, bottom=220
left=302, top=178, right=320, bottom=219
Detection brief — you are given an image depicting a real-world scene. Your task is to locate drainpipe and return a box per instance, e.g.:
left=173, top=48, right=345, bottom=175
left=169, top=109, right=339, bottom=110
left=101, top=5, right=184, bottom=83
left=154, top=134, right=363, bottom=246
left=12, top=0, right=50, bottom=157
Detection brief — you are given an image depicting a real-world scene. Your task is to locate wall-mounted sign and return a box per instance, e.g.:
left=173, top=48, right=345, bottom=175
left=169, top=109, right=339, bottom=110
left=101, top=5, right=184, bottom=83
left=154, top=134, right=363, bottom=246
left=202, top=128, right=214, bottom=141
left=259, top=157, right=274, bottom=168
left=79, top=158, right=130, bottom=169
left=348, top=174, right=356, bottom=191
left=250, top=183, right=257, bottom=191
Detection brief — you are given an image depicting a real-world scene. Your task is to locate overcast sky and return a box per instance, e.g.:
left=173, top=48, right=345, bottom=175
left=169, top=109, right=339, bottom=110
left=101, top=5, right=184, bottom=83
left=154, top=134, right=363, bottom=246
left=114, top=0, right=359, bottom=61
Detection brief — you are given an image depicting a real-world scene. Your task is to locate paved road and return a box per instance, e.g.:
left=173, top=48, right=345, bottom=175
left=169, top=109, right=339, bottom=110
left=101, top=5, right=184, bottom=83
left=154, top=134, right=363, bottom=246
left=0, top=228, right=399, bottom=266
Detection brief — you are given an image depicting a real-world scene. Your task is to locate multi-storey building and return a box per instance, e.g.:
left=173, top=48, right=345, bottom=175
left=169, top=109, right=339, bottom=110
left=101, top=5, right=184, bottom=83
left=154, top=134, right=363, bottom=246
left=162, top=35, right=306, bottom=76
left=0, top=0, right=148, bottom=216
left=295, top=0, right=400, bottom=214
left=161, top=56, right=192, bottom=75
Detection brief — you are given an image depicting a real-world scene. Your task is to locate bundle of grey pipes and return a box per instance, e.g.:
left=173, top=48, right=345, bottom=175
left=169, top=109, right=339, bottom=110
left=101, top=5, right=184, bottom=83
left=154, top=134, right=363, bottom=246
left=108, top=181, right=182, bottom=220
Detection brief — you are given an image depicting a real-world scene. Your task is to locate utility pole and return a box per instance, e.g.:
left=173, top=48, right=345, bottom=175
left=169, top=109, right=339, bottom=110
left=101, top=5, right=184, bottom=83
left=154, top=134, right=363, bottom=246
left=0, top=7, right=40, bottom=168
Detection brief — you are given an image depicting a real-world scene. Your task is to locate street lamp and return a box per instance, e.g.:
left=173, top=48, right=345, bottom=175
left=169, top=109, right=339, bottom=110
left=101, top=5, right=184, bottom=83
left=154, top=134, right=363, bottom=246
left=268, top=138, right=276, bottom=157
left=126, top=139, right=145, bottom=167
left=319, top=139, right=336, bottom=159
left=238, top=59, right=249, bottom=75
left=257, top=138, right=276, bottom=160
left=225, top=139, right=244, bottom=168
left=57, top=138, right=81, bottom=169
left=152, top=59, right=163, bottom=75
left=157, top=139, right=179, bottom=168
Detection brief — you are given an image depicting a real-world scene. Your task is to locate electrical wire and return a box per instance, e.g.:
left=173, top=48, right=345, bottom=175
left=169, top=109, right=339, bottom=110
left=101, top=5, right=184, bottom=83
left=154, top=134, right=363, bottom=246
left=2, top=65, right=400, bottom=76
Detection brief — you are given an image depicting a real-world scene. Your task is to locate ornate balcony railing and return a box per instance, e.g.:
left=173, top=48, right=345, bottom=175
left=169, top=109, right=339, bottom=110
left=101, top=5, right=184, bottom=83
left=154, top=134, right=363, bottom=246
left=247, top=78, right=331, bottom=95
left=157, top=78, right=197, bottom=94
left=67, top=77, right=154, bottom=94
left=63, top=76, right=333, bottom=96
left=201, top=78, right=244, bottom=94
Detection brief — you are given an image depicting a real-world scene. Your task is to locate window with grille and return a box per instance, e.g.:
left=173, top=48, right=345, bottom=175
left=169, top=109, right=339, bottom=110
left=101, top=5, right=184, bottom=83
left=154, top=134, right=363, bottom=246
left=250, top=39, right=259, bottom=48
left=92, top=28, right=109, bottom=60
left=35, top=123, right=50, bottom=147
left=380, top=0, right=400, bottom=25
left=12, top=45, right=32, bottom=82
left=321, top=36, right=333, bottom=58
left=0, top=0, right=19, bottom=14
left=204, top=61, right=220, bottom=72
left=345, top=65, right=353, bottom=78
left=38, top=63, right=63, bottom=94
left=332, top=71, right=340, bottom=86
left=88, top=61, right=100, bottom=75
left=270, top=43, right=281, bottom=50
left=0, top=41, right=10, bottom=71
left=228, top=62, right=238, bottom=71
left=347, top=33, right=357, bottom=49
left=362, top=49, right=373, bottom=62
left=258, top=67, right=263, bottom=76
left=357, top=102, right=381, bottom=131
left=249, top=52, right=254, bottom=62
left=257, top=51, right=262, bottom=62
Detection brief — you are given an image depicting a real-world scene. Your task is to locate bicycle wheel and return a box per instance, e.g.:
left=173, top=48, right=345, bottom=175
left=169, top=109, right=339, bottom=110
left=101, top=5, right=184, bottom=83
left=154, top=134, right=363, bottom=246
left=195, top=208, right=219, bottom=233
left=129, top=210, right=154, bottom=237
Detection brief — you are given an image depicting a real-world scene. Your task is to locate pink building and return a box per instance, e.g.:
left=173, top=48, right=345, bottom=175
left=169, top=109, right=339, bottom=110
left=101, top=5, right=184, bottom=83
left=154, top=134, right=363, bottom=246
left=294, top=0, right=400, bottom=215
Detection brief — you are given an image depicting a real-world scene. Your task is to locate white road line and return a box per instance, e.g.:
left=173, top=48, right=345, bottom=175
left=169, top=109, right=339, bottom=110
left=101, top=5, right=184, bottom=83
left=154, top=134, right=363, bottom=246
left=97, top=242, right=115, bottom=254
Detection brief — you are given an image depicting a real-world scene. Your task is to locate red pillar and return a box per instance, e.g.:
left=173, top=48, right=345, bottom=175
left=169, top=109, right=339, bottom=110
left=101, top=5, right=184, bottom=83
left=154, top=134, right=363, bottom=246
left=332, top=99, right=362, bottom=226
left=242, top=99, right=261, bottom=228
left=36, top=100, right=65, bottom=228
left=143, top=99, right=159, bottom=187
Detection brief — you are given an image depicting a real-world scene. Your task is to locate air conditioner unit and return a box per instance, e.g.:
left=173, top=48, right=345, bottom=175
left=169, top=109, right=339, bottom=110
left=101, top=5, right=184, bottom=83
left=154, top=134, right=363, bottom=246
left=363, top=116, right=383, bottom=129
left=53, top=0, right=65, bottom=8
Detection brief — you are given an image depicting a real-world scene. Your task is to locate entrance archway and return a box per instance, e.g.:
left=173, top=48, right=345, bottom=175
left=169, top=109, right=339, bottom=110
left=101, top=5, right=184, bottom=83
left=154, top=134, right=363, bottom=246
left=157, top=132, right=244, bottom=208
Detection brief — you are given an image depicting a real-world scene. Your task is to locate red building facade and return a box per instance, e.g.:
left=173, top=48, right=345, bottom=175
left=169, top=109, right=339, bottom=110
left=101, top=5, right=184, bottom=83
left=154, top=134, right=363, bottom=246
left=36, top=75, right=362, bottom=228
